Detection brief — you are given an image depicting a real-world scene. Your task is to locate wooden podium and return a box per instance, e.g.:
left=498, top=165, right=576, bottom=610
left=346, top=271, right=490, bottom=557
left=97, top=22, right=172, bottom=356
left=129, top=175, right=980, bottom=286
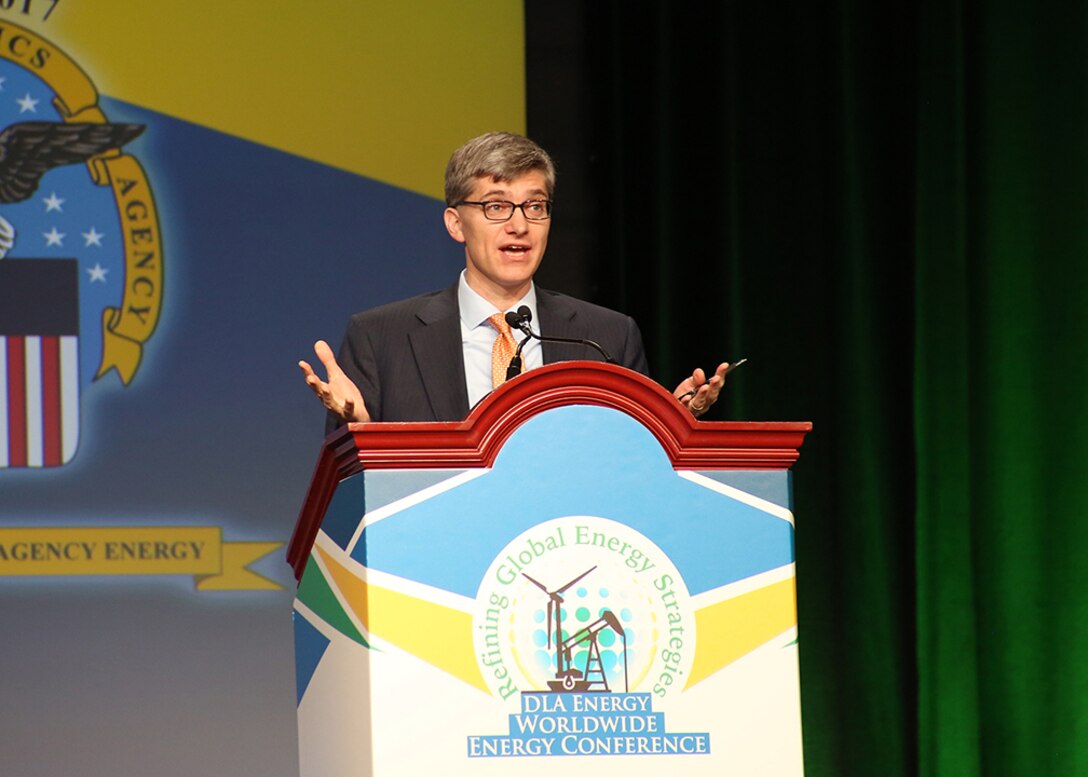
left=288, top=362, right=811, bottom=776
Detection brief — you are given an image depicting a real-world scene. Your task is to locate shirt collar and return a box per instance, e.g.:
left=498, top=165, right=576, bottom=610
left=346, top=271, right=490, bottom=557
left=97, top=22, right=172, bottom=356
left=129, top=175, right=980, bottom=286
left=457, top=270, right=538, bottom=329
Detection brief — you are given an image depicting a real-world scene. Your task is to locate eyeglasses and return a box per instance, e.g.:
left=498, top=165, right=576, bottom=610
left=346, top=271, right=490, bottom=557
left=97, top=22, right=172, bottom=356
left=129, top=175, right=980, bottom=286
left=455, top=199, right=553, bottom=221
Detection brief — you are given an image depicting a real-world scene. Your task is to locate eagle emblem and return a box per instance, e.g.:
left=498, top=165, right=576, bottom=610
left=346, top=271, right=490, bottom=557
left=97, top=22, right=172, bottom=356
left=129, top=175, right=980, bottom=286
left=0, top=121, right=144, bottom=256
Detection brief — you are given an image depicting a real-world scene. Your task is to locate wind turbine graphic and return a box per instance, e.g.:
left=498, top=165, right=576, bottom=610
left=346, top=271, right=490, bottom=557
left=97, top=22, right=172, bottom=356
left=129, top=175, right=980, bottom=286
left=523, top=565, right=629, bottom=692
left=522, top=566, right=597, bottom=652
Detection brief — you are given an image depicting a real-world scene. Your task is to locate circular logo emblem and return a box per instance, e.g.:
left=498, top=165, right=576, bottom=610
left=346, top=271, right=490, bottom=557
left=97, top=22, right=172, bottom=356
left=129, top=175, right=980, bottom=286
left=0, top=20, right=162, bottom=469
left=473, top=516, right=695, bottom=705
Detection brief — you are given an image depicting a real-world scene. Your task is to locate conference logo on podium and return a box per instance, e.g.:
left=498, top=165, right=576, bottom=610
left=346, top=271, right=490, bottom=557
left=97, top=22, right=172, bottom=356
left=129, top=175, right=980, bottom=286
left=468, top=516, right=711, bottom=758
left=0, top=19, right=162, bottom=469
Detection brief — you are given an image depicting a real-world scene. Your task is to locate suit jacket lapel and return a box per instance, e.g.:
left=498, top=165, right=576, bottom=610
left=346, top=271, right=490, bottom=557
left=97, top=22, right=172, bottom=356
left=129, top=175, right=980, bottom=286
left=408, top=284, right=470, bottom=421
left=536, top=287, right=587, bottom=364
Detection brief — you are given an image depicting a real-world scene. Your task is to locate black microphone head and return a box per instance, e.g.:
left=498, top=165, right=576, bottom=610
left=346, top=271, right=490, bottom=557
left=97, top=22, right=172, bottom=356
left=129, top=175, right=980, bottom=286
left=504, top=310, right=522, bottom=328
left=517, top=305, right=532, bottom=323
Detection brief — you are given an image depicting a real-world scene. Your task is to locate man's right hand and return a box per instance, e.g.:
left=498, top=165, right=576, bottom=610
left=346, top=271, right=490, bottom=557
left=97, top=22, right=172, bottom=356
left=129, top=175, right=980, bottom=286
left=298, top=340, right=370, bottom=423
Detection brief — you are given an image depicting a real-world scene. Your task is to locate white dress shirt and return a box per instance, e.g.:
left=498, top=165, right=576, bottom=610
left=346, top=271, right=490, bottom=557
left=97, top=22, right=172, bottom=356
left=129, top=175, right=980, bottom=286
left=457, top=271, right=543, bottom=409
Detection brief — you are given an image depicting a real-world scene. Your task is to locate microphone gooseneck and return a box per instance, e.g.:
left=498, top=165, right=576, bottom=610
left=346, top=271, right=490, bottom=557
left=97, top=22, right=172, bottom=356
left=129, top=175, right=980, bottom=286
left=503, top=305, right=615, bottom=382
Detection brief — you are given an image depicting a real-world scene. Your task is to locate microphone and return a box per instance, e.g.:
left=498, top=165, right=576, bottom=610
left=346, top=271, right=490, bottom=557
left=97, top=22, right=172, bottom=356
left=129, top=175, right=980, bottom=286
left=504, top=307, right=532, bottom=381
left=503, top=305, right=615, bottom=382
left=505, top=306, right=533, bottom=336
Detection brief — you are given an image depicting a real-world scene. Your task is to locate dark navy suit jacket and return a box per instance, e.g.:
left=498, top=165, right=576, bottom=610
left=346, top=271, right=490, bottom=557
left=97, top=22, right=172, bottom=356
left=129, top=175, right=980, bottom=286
left=328, top=283, right=649, bottom=428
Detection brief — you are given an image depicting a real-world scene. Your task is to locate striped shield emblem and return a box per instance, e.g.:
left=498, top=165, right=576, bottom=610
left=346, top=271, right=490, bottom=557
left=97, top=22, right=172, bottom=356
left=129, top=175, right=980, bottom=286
left=0, top=259, right=79, bottom=468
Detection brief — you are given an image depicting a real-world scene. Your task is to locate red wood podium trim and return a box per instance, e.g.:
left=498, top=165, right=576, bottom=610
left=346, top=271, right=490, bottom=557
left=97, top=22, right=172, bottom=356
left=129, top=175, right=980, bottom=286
left=288, top=361, right=810, bottom=579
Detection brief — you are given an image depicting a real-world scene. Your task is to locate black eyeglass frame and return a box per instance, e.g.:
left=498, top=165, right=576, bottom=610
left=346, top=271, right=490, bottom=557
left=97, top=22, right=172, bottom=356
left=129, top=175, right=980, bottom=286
left=454, top=199, right=553, bottom=222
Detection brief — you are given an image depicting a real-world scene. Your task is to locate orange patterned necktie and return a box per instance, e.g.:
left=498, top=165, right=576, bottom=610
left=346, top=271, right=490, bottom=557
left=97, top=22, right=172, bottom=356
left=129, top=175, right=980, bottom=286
left=488, top=312, right=518, bottom=388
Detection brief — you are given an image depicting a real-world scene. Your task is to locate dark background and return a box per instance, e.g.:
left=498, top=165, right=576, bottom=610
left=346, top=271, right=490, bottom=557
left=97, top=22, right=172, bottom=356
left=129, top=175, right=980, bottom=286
left=525, top=2, right=1088, bottom=776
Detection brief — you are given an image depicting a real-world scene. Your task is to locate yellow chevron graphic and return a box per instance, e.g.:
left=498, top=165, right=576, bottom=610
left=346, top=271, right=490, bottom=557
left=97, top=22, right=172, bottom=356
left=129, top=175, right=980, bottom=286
left=686, top=578, right=798, bottom=689
left=315, top=546, right=795, bottom=696
left=316, top=545, right=490, bottom=693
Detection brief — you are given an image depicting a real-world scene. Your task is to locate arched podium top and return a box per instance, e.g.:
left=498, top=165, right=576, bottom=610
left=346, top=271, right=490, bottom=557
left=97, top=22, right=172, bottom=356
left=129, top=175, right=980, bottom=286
left=288, top=361, right=810, bottom=579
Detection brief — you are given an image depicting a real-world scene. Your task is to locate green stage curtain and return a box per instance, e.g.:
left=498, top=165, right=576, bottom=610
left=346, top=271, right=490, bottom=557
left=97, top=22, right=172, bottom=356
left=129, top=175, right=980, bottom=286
left=528, top=1, right=1087, bottom=774
left=915, top=0, right=1088, bottom=775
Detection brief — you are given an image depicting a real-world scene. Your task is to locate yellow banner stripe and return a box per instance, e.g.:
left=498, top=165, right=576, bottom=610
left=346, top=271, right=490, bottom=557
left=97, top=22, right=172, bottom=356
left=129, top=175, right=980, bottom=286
left=0, top=527, right=282, bottom=590
left=686, top=578, right=798, bottom=688
left=316, top=545, right=489, bottom=693
left=41, top=1, right=525, bottom=200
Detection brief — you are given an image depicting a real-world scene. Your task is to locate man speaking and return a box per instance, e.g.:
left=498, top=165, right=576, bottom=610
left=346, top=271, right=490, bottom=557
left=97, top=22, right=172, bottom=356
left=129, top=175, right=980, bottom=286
left=299, top=132, right=729, bottom=426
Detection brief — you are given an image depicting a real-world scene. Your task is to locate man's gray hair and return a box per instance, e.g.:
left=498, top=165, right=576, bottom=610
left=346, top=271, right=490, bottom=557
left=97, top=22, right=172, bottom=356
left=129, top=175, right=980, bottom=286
left=444, top=132, right=556, bottom=206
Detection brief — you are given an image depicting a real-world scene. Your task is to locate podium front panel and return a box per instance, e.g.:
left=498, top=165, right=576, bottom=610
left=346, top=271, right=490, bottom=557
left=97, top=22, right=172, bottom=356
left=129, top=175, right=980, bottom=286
left=292, top=405, right=804, bottom=776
